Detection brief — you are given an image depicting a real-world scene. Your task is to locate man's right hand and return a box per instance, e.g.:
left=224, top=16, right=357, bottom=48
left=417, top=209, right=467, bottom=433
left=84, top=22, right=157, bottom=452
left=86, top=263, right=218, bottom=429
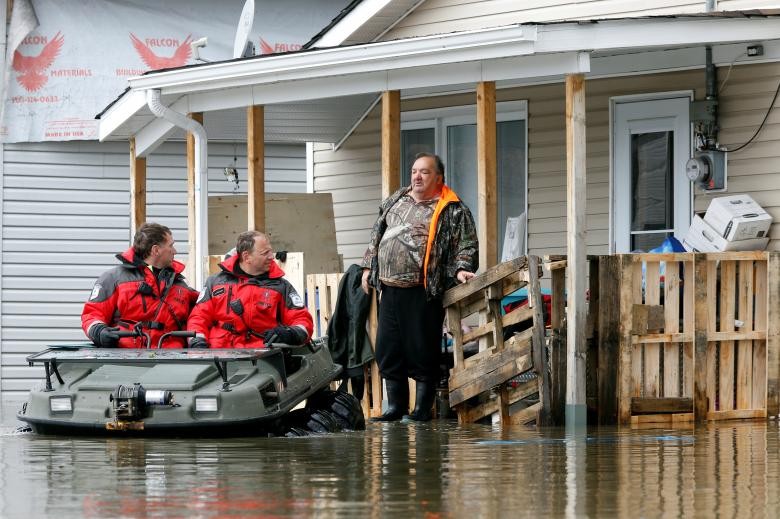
left=189, top=337, right=209, bottom=349
left=89, top=323, right=119, bottom=348
left=361, top=268, right=371, bottom=295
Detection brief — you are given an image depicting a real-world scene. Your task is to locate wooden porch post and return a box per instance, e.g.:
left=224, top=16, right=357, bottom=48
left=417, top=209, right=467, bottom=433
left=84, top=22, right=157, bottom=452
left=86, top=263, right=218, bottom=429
left=381, top=91, right=400, bottom=198
left=247, top=105, right=265, bottom=231
left=565, top=73, right=587, bottom=427
left=129, top=137, right=146, bottom=239
left=477, top=81, right=497, bottom=269
left=186, top=112, right=203, bottom=279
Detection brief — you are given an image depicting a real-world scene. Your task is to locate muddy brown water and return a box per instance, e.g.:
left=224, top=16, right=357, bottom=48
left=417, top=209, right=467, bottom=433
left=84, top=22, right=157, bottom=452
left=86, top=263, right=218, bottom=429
left=1, top=399, right=779, bottom=518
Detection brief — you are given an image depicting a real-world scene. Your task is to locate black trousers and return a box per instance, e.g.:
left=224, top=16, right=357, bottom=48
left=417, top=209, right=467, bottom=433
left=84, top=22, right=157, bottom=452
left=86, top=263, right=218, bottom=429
left=375, top=285, right=445, bottom=384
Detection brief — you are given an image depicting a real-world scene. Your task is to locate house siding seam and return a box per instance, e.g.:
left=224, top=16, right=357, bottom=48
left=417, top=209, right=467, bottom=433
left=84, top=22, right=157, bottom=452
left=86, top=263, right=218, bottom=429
left=312, top=62, right=780, bottom=274
left=380, top=0, right=772, bottom=40
left=1, top=140, right=305, bottom=395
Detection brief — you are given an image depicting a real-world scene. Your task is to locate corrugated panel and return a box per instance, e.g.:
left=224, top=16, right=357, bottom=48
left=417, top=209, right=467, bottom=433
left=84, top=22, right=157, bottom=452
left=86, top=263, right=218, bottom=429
left=1, top=140, right=305, bottom=395
left=382, top=0, right=724, bottom=39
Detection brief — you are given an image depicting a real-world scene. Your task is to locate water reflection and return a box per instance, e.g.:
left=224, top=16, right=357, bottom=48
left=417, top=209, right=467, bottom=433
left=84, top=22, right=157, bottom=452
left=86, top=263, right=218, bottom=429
left=1, top=400, right=780, bottom=517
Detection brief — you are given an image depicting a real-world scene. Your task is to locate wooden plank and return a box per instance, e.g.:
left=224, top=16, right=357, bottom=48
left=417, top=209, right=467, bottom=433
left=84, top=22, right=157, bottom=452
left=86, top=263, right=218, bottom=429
left=631, top=261, right=643, bottom=398
left=706, top=408, right=768, bottom=421
left=736, top=260, right=754, bottom=410
left=753, top=260, right=768, bottom=410
left=247, top=105, right=265, bottom=232
left=630, top=413, right=694, bottom=425
left=186, top=112, right=203, bottom=282
left=477, top=81, right=497, bottom=269
left=682, top=260, right=695, bottom=397
left=305, top=274, right=318, bottom=337
left=664, top=261, right=680, bottom=397
left=487, top=285, right=505, bottom=352
left=446, top=305, right=464, bottom=370
left=129, top=137, right=146, bottom=238
left=448, top=331, right=531, bottom=393
left=551, top=264, right=567, bottom=426
left=455, top=378, right=538, bottom=423
left=706, top=260, right=718, bottom=411
left=460, top=275, right=526, bottom=317
left=617, top=255, right=635, bottom=425
left=720, top=260, right=736, bottom=411
left=316, top=274, right=331, bottom=336
left=460, top=295, right=533, bottom=344
left=448, top=352, right=533, bottom=407
left=529, top=255, right=551, bottom=424
left=509, top=402, right=542, bottom=425
left=598, top=256, right=620, bottom=425
left=766, top=253, right=780, bottom=417
left=643, top=261, right=661, bottom=397
left=498, top=386, right=511, bottom=425
left=367, top=291, right=382, bottom=418
left=381, top=90, right=400, bottom=199
left=634, top=331, right=766, bottom=344
left=631, top=397, right=693, bottom=415
left=631, top=304, right=665, bottom=335
left=207, top=255, right=222, bottom=276
left=442, top=256, right=528, bottom=307
left=693, top=254, right=710, bottom=421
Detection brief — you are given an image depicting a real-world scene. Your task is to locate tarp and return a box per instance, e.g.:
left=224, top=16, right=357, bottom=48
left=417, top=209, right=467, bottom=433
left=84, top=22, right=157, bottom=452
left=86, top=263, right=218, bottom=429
left=1, top=0, right=349, bottom=143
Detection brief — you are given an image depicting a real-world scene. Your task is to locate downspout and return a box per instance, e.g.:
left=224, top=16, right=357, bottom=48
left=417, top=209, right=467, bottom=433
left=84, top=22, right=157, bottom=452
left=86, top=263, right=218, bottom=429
left=146, top=89, right=209, bottom=289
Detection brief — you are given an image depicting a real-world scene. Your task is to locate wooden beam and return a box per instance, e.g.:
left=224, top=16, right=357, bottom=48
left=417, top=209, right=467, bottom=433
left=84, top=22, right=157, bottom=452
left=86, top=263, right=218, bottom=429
left=477, top=81, right=497, bottom=269
left=247, top=105, right=265, bottom=231
left=693, top=253, right=710, bottom=421
left=129, top=137, right=147, bottom=239
left=565, top=73, right=587, bottom=423
left=767, top=252, right=780, bottom=416
left=381, top=91, right=400, bottom=199
left=631, top=397, right=693, bottom=415
left=186, top=112, right=203, bottom=279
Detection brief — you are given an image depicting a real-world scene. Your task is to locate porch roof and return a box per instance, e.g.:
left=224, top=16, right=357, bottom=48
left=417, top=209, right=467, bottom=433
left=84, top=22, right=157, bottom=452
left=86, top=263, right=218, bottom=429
left=97, top=13, right=780, bottom=157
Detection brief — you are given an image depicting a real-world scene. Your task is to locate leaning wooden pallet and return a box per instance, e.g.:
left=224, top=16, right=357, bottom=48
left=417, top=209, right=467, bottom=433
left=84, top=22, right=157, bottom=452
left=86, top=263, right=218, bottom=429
left=443, top=256, right=550, bottom=426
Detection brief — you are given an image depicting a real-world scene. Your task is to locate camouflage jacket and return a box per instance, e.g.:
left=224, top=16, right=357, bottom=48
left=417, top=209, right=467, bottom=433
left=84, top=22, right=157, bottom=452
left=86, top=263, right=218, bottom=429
left=362, top=185, right=478, bottom=300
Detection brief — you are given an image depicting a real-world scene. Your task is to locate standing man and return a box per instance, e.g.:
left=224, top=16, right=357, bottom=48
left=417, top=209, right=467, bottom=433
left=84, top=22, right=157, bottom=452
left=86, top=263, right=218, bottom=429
left=361, top=152, right=478, bottom=422
left=187, top=230, right=313, bottom=348
left=82, top=223, right=198, bottom=348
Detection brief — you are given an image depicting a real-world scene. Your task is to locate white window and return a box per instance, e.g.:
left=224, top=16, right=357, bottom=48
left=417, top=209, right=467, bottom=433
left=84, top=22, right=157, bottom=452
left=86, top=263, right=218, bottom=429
left=400, top=101, right=528, bottom=255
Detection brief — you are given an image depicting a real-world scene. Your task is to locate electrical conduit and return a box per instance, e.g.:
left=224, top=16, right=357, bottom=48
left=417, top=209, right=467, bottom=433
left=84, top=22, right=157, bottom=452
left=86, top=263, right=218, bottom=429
left=146, top=89, right=209, bottom=289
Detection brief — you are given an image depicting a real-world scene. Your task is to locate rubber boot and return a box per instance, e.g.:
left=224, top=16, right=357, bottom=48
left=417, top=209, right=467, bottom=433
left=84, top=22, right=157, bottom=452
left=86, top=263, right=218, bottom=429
left=403, top=380, right=436, bottom=422
left=371, top=378, right=409, bottom=422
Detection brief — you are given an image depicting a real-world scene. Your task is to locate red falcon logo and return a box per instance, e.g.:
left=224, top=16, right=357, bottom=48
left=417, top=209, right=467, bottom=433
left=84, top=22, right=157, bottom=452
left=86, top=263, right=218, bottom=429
left=12, top=32, right=64, bottom=92
left=129, top=33, right=192, bottom=70
left=259, top=37, right=275, bottom=55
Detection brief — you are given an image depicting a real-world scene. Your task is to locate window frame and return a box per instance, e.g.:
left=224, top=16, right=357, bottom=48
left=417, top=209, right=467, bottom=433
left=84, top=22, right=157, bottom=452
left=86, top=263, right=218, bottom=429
left=399, top=100, right=529, bottom=255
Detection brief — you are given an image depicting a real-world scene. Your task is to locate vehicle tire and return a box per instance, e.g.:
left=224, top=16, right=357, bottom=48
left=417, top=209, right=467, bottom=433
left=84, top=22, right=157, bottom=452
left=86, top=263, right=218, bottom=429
left=284, top=426, right=310, bottom=437
left=307, top=389, right=365, bottom=431
left=306, top=409, right=341, bottom=433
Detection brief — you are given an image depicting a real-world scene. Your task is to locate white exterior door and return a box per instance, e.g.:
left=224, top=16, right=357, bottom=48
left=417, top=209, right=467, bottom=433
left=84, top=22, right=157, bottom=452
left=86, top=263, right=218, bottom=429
left=613, top=96, right=692, bottom=253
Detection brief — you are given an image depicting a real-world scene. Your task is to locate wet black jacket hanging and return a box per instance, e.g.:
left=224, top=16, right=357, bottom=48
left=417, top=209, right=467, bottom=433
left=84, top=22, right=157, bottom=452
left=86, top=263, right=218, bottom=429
left=327, top=264, right=375, bottom=373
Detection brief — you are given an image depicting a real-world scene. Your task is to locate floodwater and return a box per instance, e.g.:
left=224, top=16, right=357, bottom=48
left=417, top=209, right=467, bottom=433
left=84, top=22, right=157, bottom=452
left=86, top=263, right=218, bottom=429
left=1, top=399, right=779, bottom=519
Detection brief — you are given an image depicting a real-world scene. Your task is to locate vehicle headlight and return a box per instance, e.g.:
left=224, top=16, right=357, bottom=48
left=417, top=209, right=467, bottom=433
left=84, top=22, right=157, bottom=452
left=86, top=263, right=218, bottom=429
left=194, top=396, right=218, bottom=412
left=49, top=396, right=72, bottom=413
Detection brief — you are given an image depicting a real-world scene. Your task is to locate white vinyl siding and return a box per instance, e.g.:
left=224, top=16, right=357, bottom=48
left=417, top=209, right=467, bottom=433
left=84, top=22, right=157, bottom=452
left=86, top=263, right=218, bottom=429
left=381, top=0, right=771, bottom=40
left=312, top=62, right=780, bottom=278
left=1, top=140, right=305, bottom=395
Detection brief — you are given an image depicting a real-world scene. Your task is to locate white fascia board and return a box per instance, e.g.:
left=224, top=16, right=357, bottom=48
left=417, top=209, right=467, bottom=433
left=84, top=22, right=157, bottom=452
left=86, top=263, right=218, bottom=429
left=536, top=17, right=780, bottom=54
left=98, top=90, right=146, bottom=141
left=314, top=0, right=395, bottom=47
left=127, top=25, right=537, bottom=94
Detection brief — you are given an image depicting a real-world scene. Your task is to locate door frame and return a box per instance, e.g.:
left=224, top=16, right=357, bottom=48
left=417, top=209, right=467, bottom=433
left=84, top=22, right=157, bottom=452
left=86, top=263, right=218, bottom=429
left=609, top=91, right=694, bottom=253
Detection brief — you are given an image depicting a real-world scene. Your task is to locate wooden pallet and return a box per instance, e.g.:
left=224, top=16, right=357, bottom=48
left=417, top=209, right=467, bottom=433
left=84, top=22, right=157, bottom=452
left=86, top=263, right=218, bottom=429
left=443, top=256, right=549, bottom=425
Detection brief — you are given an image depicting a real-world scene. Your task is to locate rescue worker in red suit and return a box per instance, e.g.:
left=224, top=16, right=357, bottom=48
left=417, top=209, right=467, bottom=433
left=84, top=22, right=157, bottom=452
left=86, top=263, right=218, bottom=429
left=81, top=223, right=198, bottom=348
left=187, top=230, right=313, bottom=349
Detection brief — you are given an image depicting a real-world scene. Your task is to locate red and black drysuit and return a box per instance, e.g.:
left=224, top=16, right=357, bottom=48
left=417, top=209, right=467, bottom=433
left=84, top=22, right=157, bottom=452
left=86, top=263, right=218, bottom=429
left=81, top=248, right=198, bottom=348
left=186, top=254, right=313, bottom=349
